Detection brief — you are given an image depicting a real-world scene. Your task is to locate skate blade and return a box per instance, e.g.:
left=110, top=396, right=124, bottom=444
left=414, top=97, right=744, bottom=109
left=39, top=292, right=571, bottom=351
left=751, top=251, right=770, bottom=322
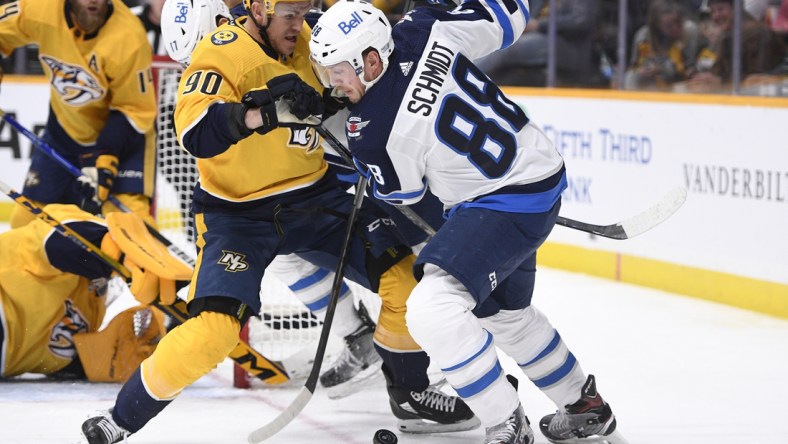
left=546, top=430, right=629, bottom=444
left=323, top=366, right=384, bottom=400
left=398, top=415, right=481, bottom=434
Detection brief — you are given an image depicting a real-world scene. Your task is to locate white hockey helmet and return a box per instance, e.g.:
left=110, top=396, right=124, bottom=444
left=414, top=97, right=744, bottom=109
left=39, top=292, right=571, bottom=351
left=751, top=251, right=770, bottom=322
left=161, top=0, right=232, bottom=66
left=309, top=0, right=394, bottom=89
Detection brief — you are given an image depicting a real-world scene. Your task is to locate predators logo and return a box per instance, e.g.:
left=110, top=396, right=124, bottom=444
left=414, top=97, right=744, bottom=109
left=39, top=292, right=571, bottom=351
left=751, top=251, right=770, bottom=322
left=288, top=127, right=320, bottom=153
left=48, top=300, right=89, bottom=359
left=40, top=55, right=105, bottom=105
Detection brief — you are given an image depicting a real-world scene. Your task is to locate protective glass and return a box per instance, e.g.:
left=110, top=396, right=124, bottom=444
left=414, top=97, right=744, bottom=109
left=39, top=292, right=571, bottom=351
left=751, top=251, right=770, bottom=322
left=272, top=2, right=312, bottom=20
left=310, top=58, right=359, bottom=88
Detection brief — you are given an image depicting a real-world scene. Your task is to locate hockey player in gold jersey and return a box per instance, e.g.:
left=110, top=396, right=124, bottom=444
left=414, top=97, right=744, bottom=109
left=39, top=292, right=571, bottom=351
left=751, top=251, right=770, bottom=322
left=80, top=1, right=478, bottom=442
left=0, top=204, right=166, bottom=383
left=0, top=0, right=156, bottom=227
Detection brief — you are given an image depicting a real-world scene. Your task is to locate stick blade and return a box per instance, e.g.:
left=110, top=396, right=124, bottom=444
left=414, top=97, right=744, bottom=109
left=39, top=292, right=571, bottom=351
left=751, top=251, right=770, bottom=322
left=247, top=387, right=314, bottom=443
left=618, top=186, right=687, bottom=239
left=556, top=186, right=687, bottom=240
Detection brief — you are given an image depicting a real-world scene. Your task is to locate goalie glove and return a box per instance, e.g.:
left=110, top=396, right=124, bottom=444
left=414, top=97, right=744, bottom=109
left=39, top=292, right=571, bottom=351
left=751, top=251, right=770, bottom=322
left=241, top=73, right=324, bottom=135
left=78, top=153, right=118, bottom=214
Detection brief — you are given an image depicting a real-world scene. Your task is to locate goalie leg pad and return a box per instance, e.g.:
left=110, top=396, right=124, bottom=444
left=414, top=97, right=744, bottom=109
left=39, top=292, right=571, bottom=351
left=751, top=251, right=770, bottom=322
left=106, top=211, right=193, bottom=282
left=141, top=310, right=240, bottom=399
left=74, top=306, right=167, bottom=383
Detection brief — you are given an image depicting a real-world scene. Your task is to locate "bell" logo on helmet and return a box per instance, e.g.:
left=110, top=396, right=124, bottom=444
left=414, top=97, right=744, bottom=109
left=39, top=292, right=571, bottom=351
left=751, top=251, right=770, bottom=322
left=338, top=11, right=364, bottom=35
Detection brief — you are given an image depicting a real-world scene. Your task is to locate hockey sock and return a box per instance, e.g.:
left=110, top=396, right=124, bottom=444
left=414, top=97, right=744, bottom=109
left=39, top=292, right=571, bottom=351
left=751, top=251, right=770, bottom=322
left=481, top=306, right=587, bottom=408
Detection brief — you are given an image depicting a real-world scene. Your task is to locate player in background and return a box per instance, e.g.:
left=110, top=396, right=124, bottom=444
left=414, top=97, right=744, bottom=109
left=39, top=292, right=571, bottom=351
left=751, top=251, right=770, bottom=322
left=310, top=1, right=627, bottom=444
left=0, top=0, right=157, bottom=228
left=0, top=204, right=167, bottom=384
left=132, top=0, right=168, bottom=56
left=159, top=0, right=384, bottom=400
left=80, top=1, right=478, bottom=442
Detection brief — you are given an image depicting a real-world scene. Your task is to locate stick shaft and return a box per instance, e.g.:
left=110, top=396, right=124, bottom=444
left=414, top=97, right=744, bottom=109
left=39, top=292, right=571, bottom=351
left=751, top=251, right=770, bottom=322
left=0, top=110, right=195, bottom=266
left=248, top=174, right=369, bottom=443
left=0, top=179, right=131, bottom=278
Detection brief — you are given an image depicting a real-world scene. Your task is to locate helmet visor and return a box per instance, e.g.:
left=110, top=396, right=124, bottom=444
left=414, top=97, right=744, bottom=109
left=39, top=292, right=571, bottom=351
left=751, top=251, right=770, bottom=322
left=310, top=57, right=360, bottom=88
left=272, top=2, right=311, bottom=20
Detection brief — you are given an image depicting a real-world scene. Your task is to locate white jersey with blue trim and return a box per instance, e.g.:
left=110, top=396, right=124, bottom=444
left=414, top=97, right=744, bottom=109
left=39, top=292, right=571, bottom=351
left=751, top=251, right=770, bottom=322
left=345, top=0, right=565, bottom=209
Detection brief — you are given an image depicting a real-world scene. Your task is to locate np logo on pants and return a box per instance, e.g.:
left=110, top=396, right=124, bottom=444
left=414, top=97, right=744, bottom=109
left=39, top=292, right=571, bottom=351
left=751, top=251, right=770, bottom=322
left=338, top=11, right=364, bottom=35
left=218, top=250, right=249, bottom=272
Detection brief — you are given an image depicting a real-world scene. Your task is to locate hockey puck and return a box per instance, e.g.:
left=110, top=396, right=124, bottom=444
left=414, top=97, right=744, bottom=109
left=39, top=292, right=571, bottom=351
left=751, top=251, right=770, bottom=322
left=372, top=428, right=397, bottom=444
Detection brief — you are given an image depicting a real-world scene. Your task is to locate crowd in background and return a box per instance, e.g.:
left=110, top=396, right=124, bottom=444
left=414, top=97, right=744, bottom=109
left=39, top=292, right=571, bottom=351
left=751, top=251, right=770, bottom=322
left=1, top=0, right=787, bottom=96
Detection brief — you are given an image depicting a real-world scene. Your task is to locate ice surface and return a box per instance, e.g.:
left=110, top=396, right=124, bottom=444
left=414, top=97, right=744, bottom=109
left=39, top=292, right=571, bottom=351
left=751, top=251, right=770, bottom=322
left=1, top=266, right=786, bottom=444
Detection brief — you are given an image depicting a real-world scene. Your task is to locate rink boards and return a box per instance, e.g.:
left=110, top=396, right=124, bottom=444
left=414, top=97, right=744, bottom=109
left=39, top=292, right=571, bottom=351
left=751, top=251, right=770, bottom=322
left=1, top=76, right=786, bottom=318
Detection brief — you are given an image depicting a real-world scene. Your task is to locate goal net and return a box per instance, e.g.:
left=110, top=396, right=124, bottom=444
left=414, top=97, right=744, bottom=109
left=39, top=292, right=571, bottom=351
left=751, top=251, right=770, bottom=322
left=151, top=57, right=381, bottom=388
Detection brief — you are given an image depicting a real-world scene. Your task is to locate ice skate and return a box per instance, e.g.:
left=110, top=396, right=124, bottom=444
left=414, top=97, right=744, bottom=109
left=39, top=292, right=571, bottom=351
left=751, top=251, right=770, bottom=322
left=539, top=375, right=628, bottom=444
left=484, top=403, right=534, bottom=444
left=385, top=367, right=481, bottom=434
left=81, top=409, right=129, bottom=444
left=319, top=303, right=382, bottom=399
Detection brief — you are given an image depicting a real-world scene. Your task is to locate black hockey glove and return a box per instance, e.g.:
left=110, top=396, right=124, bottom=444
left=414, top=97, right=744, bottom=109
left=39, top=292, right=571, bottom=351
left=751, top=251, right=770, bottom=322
left=241, top=73, right=324, bottom=135
left=322, top=87, right=351, bottom=119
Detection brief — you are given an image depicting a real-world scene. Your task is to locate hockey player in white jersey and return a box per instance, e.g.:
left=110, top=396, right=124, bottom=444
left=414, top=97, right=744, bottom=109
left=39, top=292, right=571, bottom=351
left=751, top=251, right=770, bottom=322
left=159, top=0, right=381, bottom=398
left=310, top=1, right=628, bottom=443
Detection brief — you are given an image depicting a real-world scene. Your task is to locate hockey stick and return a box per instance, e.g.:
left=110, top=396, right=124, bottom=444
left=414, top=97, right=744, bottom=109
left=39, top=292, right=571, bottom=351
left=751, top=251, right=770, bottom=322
left=0, top=178, right=291, bottom=385
left=316, top=126, right=440, bottom=237
left=0, top=179, right=132, bottom=279
left=0, top=110, right=195, bottom=267
left=248, top=174, right=370, bottom=443
left=316, top=126, right=686, bottom=240
left=555, top=186, right=687, bottom=240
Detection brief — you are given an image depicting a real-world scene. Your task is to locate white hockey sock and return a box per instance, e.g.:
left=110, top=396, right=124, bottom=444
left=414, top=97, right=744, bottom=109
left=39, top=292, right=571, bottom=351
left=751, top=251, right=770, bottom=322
left=267, top=253, right=362, bottom=338
left=481, top=306, right=587, bottom=409
left=406, top=264, right=519, bottom=426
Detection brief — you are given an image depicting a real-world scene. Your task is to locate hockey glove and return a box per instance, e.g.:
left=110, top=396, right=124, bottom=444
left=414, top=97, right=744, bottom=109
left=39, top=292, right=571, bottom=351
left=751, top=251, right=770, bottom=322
left=241, top=73, right=324, bottom=135
left=78, top=153, right=118, bottom=214
left=322, top=87, right=351, bottom=119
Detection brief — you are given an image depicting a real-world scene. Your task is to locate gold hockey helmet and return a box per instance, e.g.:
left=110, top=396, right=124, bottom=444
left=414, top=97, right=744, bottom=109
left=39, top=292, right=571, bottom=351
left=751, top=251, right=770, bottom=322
left=244, top=0, right=311, bottom=16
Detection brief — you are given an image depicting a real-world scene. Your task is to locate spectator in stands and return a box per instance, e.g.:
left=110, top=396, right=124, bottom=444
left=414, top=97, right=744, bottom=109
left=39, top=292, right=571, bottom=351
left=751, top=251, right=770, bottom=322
left=475, top=0, right=601, bottom=87
left=745, top=0, right=770, bottom=21
left=624, top=0, right=704, bottom=90
left=771, top=0, right=788, bottom=37
left=684, top=0, right=786, bottom=93
left=0, top=204, right=166, bottom=384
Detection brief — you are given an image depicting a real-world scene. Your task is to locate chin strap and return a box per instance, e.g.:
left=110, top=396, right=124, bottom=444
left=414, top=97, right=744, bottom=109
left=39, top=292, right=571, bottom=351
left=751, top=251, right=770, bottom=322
left=247, top=12, right=275, bottom=55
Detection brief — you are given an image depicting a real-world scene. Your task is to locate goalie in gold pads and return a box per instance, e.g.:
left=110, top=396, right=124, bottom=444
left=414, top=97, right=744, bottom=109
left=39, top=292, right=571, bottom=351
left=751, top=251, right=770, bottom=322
left=0, top=0, right=156, bottom=227
left=80, top=0, right=478, bottom=442
left=0, top=204, right=170, bottom=383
